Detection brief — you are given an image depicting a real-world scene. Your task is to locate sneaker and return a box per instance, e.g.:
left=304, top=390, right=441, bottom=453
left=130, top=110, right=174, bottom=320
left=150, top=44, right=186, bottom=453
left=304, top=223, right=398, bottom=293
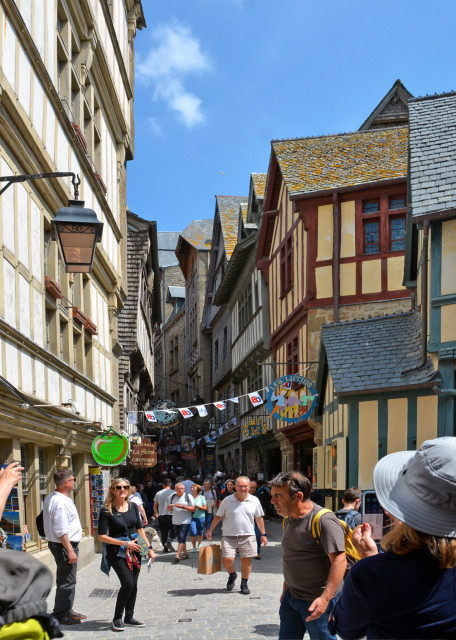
left=162, top=546, right=169, bottom=553
left=196, top=544, right=201, bottom=551
left=111, top=618, right=124, bottom=632
left=226, top=572, right=237, bottom=591
left=167, top=542, right=176, bottom=551
left=57, top=615, right=82, bottom=625
left=124, top=618, right=145, bottom=628
left=240, top=583, right=251, bottom=595
left=68, top=610, right=87, bottom=620
left=191, top=547, right=198, bottom=553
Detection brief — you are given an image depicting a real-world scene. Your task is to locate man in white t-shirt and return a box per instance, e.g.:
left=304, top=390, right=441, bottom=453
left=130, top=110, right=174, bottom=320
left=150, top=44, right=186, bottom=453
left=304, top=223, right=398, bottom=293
left=167, top=483, right=196, bottom=563
left=129, top=485, right=147, bottom=526
left=206, top=476, right=267, bottom=595
left=43, top=469, right=85, bottom=625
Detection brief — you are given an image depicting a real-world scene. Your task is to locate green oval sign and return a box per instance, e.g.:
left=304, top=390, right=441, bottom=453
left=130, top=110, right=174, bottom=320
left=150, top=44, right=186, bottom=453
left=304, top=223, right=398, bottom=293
left=91, top=431, right=129, bottom=466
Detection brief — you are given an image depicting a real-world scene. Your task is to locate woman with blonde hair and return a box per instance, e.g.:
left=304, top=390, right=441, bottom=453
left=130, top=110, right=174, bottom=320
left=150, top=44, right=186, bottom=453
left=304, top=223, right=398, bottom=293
left=330, top=437, right=456, bottom=639
left=98, top=478, right=156, bottom=632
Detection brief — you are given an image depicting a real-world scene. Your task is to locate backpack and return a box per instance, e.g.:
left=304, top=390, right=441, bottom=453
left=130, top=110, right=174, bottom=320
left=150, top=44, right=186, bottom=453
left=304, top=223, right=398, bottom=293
left=311, top=508, right=361, bottom=572
left=36, top=510, right=45, bottom=538
left=335, top=508, right=359, bottom=531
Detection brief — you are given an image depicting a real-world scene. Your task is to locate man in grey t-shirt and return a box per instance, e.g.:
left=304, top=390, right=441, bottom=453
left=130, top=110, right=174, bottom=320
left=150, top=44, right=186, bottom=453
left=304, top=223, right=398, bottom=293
left=270, top=472, right=346, bottom=640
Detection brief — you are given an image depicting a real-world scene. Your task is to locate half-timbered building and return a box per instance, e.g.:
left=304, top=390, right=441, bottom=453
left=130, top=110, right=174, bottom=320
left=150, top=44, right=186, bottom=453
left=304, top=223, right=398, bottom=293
left=256, top=122, right=411, bottom=473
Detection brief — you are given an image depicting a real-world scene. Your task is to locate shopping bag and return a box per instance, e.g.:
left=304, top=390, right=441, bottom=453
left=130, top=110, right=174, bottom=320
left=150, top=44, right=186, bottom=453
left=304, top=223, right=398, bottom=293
left=197, top=543, right=221, bottom=575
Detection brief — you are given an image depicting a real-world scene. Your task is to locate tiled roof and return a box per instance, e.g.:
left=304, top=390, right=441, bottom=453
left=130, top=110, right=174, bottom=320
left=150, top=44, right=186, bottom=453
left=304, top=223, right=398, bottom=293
left=251, top=173, right=267, bottom=199
left=409, top=92, right=456, bottom=218
left=321, top=311, right=440, bottom=395
left=272, top=127, right=408, bottom=196
left=216, top=196, right=248, bottom=259
left=181, top=220, right=213, bottom=250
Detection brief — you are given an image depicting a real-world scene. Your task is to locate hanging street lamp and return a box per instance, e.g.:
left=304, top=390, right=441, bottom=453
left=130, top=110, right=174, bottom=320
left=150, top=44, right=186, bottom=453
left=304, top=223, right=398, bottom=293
left=0, top=171, right=103, bottom=273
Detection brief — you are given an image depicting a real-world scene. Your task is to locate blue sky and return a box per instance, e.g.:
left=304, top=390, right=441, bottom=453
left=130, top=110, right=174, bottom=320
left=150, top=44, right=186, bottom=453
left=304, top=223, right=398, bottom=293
left=126, top=0, right=456, bottom=232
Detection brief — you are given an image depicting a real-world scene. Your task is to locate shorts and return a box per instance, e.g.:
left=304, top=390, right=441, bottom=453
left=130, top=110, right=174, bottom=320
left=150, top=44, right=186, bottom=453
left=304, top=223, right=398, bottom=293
left=189, top=517, right=204, bottom=537
left=221, top=535, right=257, bottom=558
left=173, top=523, right=191, bottom=544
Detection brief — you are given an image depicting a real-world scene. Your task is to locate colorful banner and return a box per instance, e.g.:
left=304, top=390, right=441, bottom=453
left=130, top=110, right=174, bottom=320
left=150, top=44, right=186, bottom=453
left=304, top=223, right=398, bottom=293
left=195, top=405, right=208, bottom=417
left=179, top=408, right=193, bottom=418
left=248, top=391, right=264, bottom=406
left=145, top=411, right=157, bottom=422
left=213, top=402, right=226, bottom=411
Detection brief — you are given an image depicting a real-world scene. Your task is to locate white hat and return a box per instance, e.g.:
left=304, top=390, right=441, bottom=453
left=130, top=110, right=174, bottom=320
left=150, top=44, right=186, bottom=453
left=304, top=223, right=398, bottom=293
left=373, top=437, right=456, bottom=538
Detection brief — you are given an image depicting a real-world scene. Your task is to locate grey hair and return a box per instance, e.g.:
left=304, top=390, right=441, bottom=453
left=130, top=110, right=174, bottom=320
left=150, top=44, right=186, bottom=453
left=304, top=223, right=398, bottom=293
left=270, top=472, right=312, bottom=501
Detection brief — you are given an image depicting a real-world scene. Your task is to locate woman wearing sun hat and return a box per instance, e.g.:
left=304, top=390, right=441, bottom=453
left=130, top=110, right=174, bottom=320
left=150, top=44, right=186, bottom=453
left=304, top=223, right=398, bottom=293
left=330, top=436, right=456, bottom=639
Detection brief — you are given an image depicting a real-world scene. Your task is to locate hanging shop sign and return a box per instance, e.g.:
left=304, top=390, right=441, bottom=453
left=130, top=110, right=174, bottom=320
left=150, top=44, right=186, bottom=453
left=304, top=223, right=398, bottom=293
left=241, top=423, right=271, bottom=440
left=130, top=441, right=157, bottom=468
left=265, top=375, right=318, bottom=426
left=91, top=428, right=130, bottom=466
left=181, top=435, right=197, bottom=460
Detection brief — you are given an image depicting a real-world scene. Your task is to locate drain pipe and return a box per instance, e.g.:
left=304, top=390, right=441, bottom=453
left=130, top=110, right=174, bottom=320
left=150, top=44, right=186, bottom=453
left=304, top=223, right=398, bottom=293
left=332, top=192, right=341, bottom=324
left=402, top=220, right=429, bottom=375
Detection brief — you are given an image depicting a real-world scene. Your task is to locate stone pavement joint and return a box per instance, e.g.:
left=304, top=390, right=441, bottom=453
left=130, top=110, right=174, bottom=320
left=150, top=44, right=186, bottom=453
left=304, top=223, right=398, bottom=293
left=45, top=518, right=311, bottom=640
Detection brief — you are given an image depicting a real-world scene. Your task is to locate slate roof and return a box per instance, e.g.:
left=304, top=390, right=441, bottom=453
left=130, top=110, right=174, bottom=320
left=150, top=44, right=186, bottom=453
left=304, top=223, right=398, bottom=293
left=167, top=286, right=185, bottom=299
left=408, top=92, right=456, bottom=218
left=251, top=173, right=267, bottom=199
left=321, top=311, right=440, bottom=395
left=272, top=127, right=408, bottom=197
left=216, top=195, right=248, bottom=259
left=157, top=231, right=181, bottom=267
left=181, top=220, right=213, bottom=250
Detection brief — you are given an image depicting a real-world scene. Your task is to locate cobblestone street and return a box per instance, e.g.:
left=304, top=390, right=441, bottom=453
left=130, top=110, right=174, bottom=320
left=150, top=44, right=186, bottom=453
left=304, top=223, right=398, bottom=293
left=47, top=519, right=300, bottom=640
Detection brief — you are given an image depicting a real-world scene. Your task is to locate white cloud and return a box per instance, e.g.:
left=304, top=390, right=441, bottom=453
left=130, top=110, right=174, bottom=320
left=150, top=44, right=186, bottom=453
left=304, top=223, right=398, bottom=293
left=137, top=21, right=212, bottom=128
left=147, top=117, right=163, bottom=136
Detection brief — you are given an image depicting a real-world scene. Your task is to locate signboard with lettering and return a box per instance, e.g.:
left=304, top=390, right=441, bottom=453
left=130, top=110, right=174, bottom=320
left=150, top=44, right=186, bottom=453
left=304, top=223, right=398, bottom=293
left=130, top=441, right=157, bottom=468
left=265, top=375, right=318, bottom=427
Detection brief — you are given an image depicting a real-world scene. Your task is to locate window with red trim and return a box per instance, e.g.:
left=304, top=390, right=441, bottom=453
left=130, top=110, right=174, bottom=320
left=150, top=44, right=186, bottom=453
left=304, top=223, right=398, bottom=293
left=390, top=216, right=406, bottom=251
left=364, top=220, right=380, bottom=254
left=280, top=235, right=293, bottom=295
left=360, top=193, right=406, bottom=255
left=286, top=337, right=299, bottom=375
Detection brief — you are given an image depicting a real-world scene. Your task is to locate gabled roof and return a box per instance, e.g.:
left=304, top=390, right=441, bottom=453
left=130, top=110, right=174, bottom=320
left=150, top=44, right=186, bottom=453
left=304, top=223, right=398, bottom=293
left=271, top=126, right=408, bottom=199
left=408, top=91, right=456, bottom=219
left=216, top=195, right=248, bottom=259
left=251, top=173, right=267, bottom=199
left=180, top=220, right=213, bottom=250
left=321, top=311, right=440, bottom=396
left=359, top=79, right=413, bottom=131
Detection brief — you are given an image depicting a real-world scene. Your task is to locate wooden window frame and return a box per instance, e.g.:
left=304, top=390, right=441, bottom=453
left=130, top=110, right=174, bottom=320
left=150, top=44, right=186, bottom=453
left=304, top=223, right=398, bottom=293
left=389, top=214, right=406, bottom=252
left=280, top=235, right=293, bottom=297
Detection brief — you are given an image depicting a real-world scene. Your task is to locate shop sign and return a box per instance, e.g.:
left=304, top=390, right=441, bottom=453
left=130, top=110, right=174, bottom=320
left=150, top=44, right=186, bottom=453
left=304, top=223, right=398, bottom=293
left=91, top=430, right=130, bottom=466
left=216, top=427, right=240, bottom=447
left=130, top=441, right=157, bottom=468
left=181, top=435, right=196, bottom=460
left=241, top=423, right=271, bottom=440
left=265, top=375, right=318, bottom=426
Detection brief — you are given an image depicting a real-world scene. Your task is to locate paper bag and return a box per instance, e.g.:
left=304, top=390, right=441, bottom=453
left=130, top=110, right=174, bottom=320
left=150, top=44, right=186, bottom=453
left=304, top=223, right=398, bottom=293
left=197, top=543, right=221, bottom=575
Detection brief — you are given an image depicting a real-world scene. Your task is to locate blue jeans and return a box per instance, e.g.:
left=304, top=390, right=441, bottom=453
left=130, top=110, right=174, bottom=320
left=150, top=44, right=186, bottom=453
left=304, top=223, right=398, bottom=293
left=205, top=512, right=214, bottom=530
left=173, top=523, right=191, bottom=544
left=279, top=589, right=338, bottom=640
left=189, top=517, right=204, bottom=536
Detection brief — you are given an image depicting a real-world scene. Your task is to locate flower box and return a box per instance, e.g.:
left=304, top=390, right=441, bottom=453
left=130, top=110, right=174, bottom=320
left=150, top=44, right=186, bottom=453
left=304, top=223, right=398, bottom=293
left=84, top=319, right=98, bottom=336
left=72, top=306, right=89, bottom=325
left=44, top=276, right=63, bottom=300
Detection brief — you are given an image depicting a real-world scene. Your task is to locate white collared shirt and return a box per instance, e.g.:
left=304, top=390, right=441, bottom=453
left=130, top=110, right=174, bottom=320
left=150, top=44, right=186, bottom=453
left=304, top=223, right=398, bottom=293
left=43, top=490, right=82, bottom=543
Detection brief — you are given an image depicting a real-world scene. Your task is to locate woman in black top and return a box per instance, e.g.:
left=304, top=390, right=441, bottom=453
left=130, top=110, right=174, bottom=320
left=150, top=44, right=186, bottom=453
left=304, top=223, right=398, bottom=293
left=98, top=478, right=156, bottom=632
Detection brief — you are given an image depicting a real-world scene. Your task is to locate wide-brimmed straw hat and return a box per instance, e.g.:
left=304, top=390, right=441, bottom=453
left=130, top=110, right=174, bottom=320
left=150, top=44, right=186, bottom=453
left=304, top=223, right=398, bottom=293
left=373, top=436, right=456, bottom=538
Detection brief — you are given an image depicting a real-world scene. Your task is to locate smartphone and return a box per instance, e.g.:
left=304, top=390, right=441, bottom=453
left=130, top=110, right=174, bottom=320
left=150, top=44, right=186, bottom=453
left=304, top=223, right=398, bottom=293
left=361, top=491, right=391, bottom=540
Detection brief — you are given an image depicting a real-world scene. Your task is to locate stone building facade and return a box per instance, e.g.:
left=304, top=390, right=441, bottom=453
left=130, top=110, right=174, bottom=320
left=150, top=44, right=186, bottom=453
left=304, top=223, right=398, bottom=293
left=0, top=0, right=145, bottom=569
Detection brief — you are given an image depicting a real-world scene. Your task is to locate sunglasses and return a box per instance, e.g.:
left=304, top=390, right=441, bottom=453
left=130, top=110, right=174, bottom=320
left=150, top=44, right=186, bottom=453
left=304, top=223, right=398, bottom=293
left=115, top=485, right=129, bottom=490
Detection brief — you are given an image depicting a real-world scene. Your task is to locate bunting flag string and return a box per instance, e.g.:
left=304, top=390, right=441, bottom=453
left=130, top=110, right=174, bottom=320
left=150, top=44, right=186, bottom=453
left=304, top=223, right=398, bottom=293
left=139, top=367, right=312, bottom=424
